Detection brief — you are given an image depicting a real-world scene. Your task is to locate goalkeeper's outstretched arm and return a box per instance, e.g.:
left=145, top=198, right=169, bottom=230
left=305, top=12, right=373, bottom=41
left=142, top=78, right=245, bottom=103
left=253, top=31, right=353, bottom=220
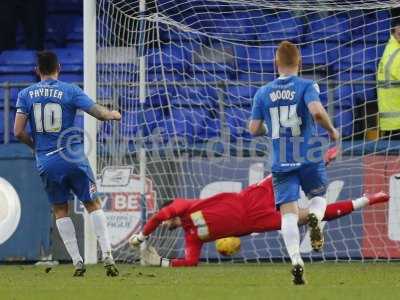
left=130, top=200, right=190, bottom=246
left=169, top=233, right=203, bottom=267
left=140, top=232, right=203, bottom=267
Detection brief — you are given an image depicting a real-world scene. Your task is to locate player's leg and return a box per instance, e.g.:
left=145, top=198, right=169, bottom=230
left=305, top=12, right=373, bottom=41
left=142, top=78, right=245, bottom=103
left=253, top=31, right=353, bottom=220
left=83, top=199, right=118, bottom=276
left=300, top=162, right=328, bottom=252
left=298, top=192, right=390, bottom=224
left=69, top=166, right=119, bottom=277
left=273, top=171, right=305, bottom=285
left=41, top=173, right=86, bottom=276
left=54, top=203, right=86, bottom=277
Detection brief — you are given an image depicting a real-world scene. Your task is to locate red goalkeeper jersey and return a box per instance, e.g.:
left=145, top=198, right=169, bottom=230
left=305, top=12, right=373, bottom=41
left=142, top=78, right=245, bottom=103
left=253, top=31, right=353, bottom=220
left=142, top=176, right=278, bottom=266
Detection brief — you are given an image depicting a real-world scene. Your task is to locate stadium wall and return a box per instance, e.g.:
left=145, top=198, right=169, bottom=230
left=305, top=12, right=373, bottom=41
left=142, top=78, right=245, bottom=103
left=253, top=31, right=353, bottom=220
left=0, top=144, right=51, bottom=261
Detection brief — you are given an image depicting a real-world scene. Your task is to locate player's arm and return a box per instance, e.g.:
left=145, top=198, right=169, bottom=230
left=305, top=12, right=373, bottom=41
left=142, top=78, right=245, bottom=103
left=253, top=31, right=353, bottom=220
left=140, top=232, right=202, bottom=267
left=86, top=104, right=121, bottom=121
left=130, top=200, right=189, bottom=246
left=14, top=113, right=34, bottom=149
left=305, top=82, right=339, bottom=141
left=249, top=88, right=267, bottom=136
left=14, top=93, right=34, bottom=149
left=170, top=233, right=202, bottom=267
left=307, top=101, right=339, bottom=141
left=249, top=120, right=267, bottom=137
left=73, top=85, right=121, bottom=121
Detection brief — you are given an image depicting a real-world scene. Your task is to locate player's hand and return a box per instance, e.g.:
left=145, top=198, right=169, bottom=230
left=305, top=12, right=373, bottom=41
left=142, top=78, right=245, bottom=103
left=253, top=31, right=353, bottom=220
left=129, top=232, right=147, bottom=247
left=109, top=110, right=121, bottom=121
left=324, top=146, right=339, bottom=166
left=329, top=128, right=340, bottom=142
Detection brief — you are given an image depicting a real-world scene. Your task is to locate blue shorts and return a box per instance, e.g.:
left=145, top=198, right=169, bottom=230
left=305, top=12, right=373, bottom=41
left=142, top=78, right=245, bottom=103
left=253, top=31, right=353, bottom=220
left=38, top=147, right=97, bottom=205
left=272, top=162, right=328, bottom=208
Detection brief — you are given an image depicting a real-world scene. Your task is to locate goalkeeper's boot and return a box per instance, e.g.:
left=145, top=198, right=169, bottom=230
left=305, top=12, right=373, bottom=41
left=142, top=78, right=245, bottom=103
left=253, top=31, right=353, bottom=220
left=367, top=192, right=389, bottom=206
left=291, top=264, right=306, bottom=285
left=307, top=213, right=324, bottom=252
left=73, top=261, right=86, bottom=277
left=104, top=256, right=119, bottom=277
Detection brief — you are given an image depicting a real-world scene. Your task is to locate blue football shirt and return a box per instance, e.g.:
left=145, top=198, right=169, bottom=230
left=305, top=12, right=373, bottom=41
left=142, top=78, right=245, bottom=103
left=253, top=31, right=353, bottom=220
left=16, top=79, right=95, bottom=155
left=251, top=75, right=323, bottom=172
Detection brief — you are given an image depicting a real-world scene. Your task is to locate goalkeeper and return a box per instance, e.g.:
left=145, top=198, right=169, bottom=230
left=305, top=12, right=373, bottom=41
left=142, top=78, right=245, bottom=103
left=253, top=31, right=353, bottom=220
left=130, top=160, right=388, bottom=267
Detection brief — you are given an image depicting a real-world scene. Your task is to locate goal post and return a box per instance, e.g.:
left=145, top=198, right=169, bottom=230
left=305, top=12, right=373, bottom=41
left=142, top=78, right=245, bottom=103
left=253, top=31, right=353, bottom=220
left=83, top=0, right=98, bottom=264
left=88, top=0, right=400, bottom=263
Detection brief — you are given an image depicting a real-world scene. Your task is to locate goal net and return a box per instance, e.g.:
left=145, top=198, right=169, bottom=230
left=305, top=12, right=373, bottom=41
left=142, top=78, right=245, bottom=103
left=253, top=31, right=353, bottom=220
left=91, top=0, right=400, bottom=263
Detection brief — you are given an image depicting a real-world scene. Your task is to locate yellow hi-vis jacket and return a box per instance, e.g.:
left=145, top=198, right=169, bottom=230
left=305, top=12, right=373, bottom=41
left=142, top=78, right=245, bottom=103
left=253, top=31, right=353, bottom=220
left=377, top=35, right=400, bottom=131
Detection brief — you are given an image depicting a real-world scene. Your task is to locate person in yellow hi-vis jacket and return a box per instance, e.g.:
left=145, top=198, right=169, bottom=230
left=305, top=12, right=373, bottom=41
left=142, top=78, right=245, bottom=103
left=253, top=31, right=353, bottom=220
left=377, top=22, right=400, bottom=131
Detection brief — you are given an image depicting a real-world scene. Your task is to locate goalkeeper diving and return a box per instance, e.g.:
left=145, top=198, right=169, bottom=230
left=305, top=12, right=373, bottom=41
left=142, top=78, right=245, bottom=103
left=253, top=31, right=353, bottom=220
left=130, top=151, right=388, bottom=267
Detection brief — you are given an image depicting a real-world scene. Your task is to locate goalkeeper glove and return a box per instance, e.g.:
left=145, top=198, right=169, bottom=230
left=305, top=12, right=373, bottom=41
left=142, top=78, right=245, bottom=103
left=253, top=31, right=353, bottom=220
left=140, top=245, right=170, bottom=267
left=129, top=232, right=147, bottom=247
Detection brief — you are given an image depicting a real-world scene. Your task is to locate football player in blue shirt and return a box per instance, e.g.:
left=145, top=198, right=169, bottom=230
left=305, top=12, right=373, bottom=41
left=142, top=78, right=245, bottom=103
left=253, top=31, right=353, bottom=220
left=14, top=51, right=121, bottom=277
left=249, top=41, right=339, bottom=284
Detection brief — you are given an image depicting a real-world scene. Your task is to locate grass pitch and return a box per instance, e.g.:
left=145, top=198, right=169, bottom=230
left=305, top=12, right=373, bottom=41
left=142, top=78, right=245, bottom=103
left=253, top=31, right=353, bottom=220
left=1, top=263, right=399, bottom=300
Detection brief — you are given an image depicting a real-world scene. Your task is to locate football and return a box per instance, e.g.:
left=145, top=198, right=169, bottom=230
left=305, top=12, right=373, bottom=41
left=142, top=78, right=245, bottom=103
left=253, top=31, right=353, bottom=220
left=215, top=237, right=241, bottom=256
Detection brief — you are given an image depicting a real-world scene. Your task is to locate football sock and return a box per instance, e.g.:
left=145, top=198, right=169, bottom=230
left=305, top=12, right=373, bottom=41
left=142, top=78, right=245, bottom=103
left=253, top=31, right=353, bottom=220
left=352, top=196, right=369, bottom=210
left=56, top=217, right=83, bottom=265
left=309, top=196, right=327, bottom=221
left=89, top=209, right=113, bottom=260
left=323, top=201, right=354, bottom=221
left=281, top=213, right=303, bottom=266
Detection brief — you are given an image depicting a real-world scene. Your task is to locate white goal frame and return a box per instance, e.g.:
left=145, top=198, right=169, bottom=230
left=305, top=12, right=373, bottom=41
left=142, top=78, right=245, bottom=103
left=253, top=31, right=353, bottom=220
left=83, top=0, right=98, bottom=264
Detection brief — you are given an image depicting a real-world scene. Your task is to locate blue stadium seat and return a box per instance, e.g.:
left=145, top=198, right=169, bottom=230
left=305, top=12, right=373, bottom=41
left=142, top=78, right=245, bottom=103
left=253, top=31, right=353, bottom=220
left=333, top=85, right=355, bottom=107
left=47, top=0, right=82, bottom=13
left=331, top=44, right=385, bottom=73
left=225, top=85, right=257, bottom=106
left=234, top=45, right=275, bottom=73
left=164, top=108, right=195, bottom=143
left=236, top=72, right=274, bottom=84
left=119, top=85, right=176, bottom=108
left=66, top=16, right=83, bottom=48
left=46, top=14, right=77, bottom=48
left=224, top=107, right=252, bottom=142
left=98, top=122, right=114, bottom=140
left=164, top=108, right=218, bottom=143
left=334, top=72, right=376, bottom=105
left=334, top=108, right=353, bottom=137
left=0, top=50, right=36, bottom=73
left=207, top=13, right=258, bottom=41
left=158, top=23, right=206, bottom=43
left=190, top=63, right=232, bottom=76
left=57, top=73, right=83, bottom=83
left=0, top=74, right=37, bottom=84
left=146, top=86, right=174, bottom=107
left=187, top=42, right=235, bottom=78
left=147, top=45, right=190, bottom=72
left=185, top=70, right=233, bottom=83
left=97, top=64, right=137, bottom=83
left=258, top=12, right=304, bottom=43
left=121, top=108, right=165, bottom=138
left=147, top=71, right=184, bottom=83
left=172, top=86, right=218, bottom=107
left=182, top=12, right=258, bottom=41
left=349, top=10, right=391, bottom=43
left=301, top=42, right=333, bottom=67
left=96, top=86, right=114, bottom=104
left=53, top=48, right=83, bottom=73
left=305, top=14, right=351, bottom=42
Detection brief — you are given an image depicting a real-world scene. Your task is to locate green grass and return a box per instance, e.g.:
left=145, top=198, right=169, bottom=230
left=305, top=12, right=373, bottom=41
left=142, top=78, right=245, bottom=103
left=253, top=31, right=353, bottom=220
left=1, top=263, right=400, bottom=300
